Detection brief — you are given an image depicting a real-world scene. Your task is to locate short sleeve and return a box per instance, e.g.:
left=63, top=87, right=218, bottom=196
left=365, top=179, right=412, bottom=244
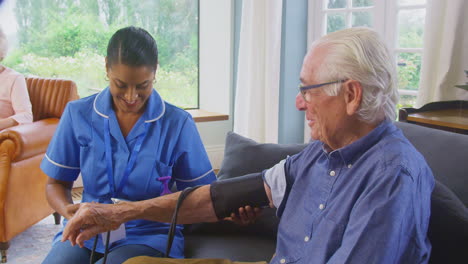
left=10, top=74, right=33, bottom=124
left=263, top=158, right=287, bottom=208
left=172, top=116, right=216, bottom=190
left=40, top=103, right=81, bottom=181
left=276, top=151, right=303, bottom=217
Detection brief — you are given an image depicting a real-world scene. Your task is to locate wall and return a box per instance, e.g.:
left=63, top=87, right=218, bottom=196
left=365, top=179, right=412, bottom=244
left=197, top=0, right=235, bottom=169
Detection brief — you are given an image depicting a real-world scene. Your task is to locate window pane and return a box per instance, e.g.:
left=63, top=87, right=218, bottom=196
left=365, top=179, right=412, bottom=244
left=397, top=53, right=422, bottom=90
left=398, top=9, right=425, bottom=48
left=1, top=0, right=199, bottom=109
left=352, top=12, right=373, bottom=27
left=327, top=13, right=346, bottom=33
left=327, top=0, right=347, bottom=9
left=397, top=95, right=417, bottom=109
left=352, top=0, right=374, bottom=7
left=399, top=0, right=426, bottom=5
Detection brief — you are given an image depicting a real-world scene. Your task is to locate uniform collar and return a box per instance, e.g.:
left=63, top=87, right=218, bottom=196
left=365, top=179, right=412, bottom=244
left=93, top=87, right=165, bottom=123
left=324, top=120, right=396, bottom=165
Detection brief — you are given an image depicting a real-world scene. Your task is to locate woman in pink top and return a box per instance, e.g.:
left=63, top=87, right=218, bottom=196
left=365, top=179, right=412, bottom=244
left=0, top=27, right=32, bottom=131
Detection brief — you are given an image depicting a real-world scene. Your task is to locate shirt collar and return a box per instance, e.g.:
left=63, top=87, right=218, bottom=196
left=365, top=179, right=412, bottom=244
left=93, top=87, right=165, bottom=123
left=323, top=120, right=396, bottom=165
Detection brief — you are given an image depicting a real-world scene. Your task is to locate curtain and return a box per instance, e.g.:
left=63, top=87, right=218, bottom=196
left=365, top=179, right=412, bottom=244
left=233, top=0, right=283, bottom=143
left=416, top=0, right=468, bottom=106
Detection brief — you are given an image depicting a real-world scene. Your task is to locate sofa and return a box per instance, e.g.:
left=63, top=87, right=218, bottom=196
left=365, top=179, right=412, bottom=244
left=183, top=122, right=468, bottom=264
left=0, top=77, right=78, bottom=263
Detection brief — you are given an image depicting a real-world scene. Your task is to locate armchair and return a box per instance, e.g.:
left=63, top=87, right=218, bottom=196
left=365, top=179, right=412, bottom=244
left=0, top=77, right=78, bottom=262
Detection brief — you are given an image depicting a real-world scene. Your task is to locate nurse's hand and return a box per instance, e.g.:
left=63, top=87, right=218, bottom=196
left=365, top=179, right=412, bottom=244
left=62, top=202, right=123, bottom=247
left=225, top=206, right=262, bottom=226
left=64, top=203, right=81, bottom=220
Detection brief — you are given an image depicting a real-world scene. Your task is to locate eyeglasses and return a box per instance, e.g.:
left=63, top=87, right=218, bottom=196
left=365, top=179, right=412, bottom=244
left=298, top=80, right=346, bottom=103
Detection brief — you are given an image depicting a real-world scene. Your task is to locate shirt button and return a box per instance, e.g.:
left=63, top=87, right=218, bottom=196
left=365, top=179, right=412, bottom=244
left=319, top=204, right=325, bottom=210
left=329, top=170, right=336, bottom=176
left=304, top=236, right=310, bottom=242
left=280, top=259, right=286, bottom=264
left=348, top=164, right=352, bottom=168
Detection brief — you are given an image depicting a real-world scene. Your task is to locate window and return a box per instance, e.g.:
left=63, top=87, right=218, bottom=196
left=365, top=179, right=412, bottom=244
left=0, top=0, right=199, bottom=109
left=309, top=0, right=427, bottom=108
left=394, top=0, right=426, bottom=108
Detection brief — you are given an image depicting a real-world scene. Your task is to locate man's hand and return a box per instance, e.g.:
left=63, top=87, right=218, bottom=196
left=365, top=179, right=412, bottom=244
left=225, top=206, right=262, bottom=226
left=62, top=202, right=123, bottom=247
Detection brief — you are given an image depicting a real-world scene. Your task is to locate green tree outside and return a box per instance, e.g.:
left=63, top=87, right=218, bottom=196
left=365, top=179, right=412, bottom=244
left=4, top=0, right=199, bottom=109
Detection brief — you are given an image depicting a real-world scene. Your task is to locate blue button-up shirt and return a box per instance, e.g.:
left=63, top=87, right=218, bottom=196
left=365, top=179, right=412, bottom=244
left=265, top=121, right=434, bottom=264
left=41, top=88, right=216, bottom=257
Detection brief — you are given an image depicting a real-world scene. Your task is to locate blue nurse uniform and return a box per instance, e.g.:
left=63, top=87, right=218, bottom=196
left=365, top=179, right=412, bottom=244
left=40, top=87, right=216, bottom=258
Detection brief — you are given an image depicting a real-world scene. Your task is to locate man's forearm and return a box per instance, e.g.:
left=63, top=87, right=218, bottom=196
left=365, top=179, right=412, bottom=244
left=62, top=184, right=219, bottom=246
left=121, top=185, right=219, bottom=224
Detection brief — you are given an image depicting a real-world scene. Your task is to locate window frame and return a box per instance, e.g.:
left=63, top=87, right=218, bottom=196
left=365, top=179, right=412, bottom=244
left=308, top=0, right=427, bottom=97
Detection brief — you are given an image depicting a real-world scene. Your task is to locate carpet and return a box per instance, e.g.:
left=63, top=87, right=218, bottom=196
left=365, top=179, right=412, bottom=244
left=8, top=214, right=62, bottom=264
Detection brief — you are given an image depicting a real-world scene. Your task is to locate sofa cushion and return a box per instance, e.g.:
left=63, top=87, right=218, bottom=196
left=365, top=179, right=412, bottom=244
left=395, top=122, right=468, bottom=206
left=217, top=131, right=307, bottom=180
left=428, top=180, right=468, bottom=263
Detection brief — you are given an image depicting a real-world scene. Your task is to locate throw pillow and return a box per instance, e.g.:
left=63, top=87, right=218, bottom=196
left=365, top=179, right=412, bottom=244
left=217, top=131, right=307, bottom=180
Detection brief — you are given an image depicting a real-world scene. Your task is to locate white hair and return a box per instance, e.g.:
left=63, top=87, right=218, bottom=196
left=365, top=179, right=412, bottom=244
left=311, top=27, right=399, bottom=124
left=0, top=27, right=7, bottom=62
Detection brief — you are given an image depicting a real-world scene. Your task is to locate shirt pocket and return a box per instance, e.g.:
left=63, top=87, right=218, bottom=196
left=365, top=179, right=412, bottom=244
left=144, top=160, right=174, bottom=197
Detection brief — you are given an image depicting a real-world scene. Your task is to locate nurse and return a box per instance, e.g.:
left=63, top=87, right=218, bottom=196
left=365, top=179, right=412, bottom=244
left=41, top=26, right=217, bottom=264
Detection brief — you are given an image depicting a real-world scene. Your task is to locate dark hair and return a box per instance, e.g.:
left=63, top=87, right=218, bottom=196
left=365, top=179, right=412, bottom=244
left=106, top=26, right=158, bottom=71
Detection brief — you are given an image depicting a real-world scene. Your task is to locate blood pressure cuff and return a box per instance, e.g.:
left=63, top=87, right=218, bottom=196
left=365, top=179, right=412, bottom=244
left=210, top=172, right=270, bottom=219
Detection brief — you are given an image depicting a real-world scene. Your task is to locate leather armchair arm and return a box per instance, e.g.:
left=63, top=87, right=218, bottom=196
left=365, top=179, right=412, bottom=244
left=0, top=118, right=59, bottom=162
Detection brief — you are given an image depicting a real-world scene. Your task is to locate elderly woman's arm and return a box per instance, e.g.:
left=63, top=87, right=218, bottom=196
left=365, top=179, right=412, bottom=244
left=0, top=118, right=18, bottom=131
left=0, top=74, right=33, bottom=131
left=9, top=75, right=33, bottom=124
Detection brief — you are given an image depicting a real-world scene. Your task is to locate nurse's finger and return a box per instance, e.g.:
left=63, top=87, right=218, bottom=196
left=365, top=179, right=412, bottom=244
left=76, top=225, right=108, bottom=247
left=62, top=228, right=79, bottom=246
left=253, top=207, right=263, bottom=217
left=62, top=216, right=85, bottom=241
left=237, top=207, right=247, bottom=223
left=239, top=205, right=255, bottom=225
left=245, top=206, right=256, bottom=221
left=62, top=203, right=95, bottom=239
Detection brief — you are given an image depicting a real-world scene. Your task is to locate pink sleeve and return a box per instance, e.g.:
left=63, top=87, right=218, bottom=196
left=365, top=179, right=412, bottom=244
left=10, top=75, right=33, bottom=124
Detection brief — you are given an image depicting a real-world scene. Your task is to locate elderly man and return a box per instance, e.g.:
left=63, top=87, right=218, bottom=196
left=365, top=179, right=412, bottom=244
left=62, top=28, right=434, bottom=264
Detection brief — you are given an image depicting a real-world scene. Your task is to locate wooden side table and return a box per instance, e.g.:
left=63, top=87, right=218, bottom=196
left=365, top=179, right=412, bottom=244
left=399, top=100, right=468, bottom=135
